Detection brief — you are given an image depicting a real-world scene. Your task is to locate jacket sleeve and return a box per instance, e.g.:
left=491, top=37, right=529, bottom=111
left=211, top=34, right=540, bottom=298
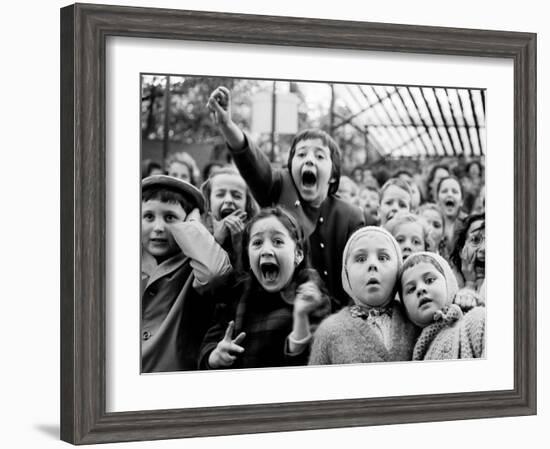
left=228, top=133, right=284, bottom=207
left=170, top=220, right=232, bottom=291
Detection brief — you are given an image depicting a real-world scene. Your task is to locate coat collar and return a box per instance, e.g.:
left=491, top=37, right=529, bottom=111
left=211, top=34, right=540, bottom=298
left=142, top=249, right=189, bottom=289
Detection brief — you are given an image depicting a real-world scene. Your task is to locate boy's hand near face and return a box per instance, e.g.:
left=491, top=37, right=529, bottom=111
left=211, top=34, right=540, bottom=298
left=207, top=86, right=246, bottom=150
left=213, top=209, right=247, bottom=243
left=208, top=321, right=246, bottom=369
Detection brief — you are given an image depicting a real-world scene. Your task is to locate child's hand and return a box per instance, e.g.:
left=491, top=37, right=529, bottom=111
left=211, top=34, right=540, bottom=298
left=213, top=210, right=247, bottom=243
left=454, top=288, right=481, bottom=312
left=207, top=86, right=232, bottom=126
left=460, top=245, right=477, bottom=288
left=293, top=281, right=323, bottom=317
left=208, top=321, right=246, bottom=369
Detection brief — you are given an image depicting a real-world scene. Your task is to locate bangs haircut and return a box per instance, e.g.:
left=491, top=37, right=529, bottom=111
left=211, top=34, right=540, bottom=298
left=400, top=253, right=445, bottom=298
left=142, top=186, right=195, bottom=214
left=241, top=206, right=310, bottom=273
left=200, top=166, right=258, bottom=219
left=384, top=212, right=435, bottom=252
left=287, top=129, right=342, bottom=195
left=436, top=175, right=463, bottom=198
left=380, top=177, right=413, bottom=201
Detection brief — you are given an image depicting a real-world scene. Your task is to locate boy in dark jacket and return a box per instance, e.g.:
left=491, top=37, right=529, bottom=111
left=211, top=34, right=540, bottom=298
left=207, top=87, right=365, bottom=311
left=141, top=175, right=231, bottom=372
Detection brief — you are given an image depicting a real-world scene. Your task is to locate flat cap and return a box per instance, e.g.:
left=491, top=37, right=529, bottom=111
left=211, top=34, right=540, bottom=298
left=142, top=175, right=205, bottom=213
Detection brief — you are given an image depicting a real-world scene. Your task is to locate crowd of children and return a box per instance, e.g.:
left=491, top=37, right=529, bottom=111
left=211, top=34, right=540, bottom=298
left=140, top=85, right=486, bottom=373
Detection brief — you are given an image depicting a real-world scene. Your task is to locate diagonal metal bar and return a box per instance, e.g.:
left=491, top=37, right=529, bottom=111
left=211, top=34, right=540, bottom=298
left=445, top=88, right=471, bottom=156
left=375, top=86, right=426, bottom=157
left=431, top=88, right=458, bottom=156
left=333, top=87, right=395, bottom=129
left=359, top=86, right=416, bottom=156
left=415, top=87, right=451, bottom=156
left=455, top=89, right=476, bottom=156
left=388, top=128, right=429, bottom=155
left=402, top=87, right=442, bottom=157
left=468, top=89, right=484, bottom=155
left=333, top=111, right=389, bottom=157
left=345, top=85, right=400, bottom=153
left=392, top=87, right=436, bottom=157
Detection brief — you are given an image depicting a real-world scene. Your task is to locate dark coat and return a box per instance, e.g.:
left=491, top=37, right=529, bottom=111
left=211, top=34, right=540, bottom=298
left=230, top=136, right=365, bottom=311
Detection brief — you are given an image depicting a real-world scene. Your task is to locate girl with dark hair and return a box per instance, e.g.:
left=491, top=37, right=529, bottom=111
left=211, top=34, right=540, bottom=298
left=199, top=206, right=331, bottom=370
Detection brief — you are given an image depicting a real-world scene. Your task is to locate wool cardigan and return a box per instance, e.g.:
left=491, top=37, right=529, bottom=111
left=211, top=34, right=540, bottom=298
left=228, top=134, right=365, bottom=311
left=412, top=305, right=486, bottom=360
left=308, top=301, right=418, bottom=365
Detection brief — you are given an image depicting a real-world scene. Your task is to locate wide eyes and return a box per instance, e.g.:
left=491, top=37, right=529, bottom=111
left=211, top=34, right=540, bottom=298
left=143, top=212, right=154, bottom=221
left=164, top=214, right=178, bottom=223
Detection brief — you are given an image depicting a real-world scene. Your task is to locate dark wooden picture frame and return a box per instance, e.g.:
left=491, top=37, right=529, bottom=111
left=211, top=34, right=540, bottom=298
left=60, top=3, right=537, bottom=444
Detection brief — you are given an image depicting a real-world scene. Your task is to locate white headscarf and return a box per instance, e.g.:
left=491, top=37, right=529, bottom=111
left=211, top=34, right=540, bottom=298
left=341, top=226, right=403, bottom=304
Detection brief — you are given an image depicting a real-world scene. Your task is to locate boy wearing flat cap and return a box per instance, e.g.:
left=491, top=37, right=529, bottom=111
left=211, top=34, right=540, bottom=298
left=141, top=175, right=231, bottom=372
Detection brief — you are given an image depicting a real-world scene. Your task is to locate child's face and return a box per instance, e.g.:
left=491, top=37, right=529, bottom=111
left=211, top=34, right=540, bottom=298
left=394, top=222, right=425, bottom=261
left=290, top=138, right=333, bottom=207
left=360, top=189, right=380, bottom=217
left=379, top=185, right=411, bottom=224
left=401, top=262, right=447, bottom=327
left=420, top=209, right=444, bottom=247
left=337, top=179, right=358, bottom=205
left=437, top=178, right=462, bottom=218
left=463, top=219, right=485, bottom=281
left=430, top=167, right=450, bottom=199
left=141, top=199, right=187, bottom=261
left=248, top=216, right=302, bottom=293
left=168, top=161, right=191, bottom=183
left=209, top=173, right=248, bottom=220
left=346, top=233, right=399, bottom=307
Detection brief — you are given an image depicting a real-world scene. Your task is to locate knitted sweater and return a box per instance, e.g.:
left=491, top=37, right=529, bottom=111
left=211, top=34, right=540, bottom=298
left=308, top=301, right=418, bottom=365
left=412, top=305, right=485, bottom=360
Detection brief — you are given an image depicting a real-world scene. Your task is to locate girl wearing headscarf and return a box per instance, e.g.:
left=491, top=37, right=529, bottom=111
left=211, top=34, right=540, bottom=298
left=308, top=227, right=418, bottom=365
left=399, top=252, right=485, bottom=360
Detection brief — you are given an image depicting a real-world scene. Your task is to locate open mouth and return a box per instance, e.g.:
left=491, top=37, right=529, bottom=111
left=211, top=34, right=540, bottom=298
left=219, top=206, right=236, bottom=219
left=474, top=258, right=485, bottom=276
left=444, top=199, right=456, bottom=208
left=301, top=169, right=317, bottom=188
left=366, top=278, right=380, bottom=286
left=260, top=261, right=279, bottom=283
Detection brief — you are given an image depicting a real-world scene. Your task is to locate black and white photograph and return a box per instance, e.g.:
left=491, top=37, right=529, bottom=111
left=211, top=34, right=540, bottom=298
left=140, top=74, right=486, bottom=373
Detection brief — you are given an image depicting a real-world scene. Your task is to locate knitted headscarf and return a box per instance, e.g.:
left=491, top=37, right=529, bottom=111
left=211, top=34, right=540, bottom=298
left=398, top=251, right=459, bottom=326
left=341, top=226, right=403, bottom=305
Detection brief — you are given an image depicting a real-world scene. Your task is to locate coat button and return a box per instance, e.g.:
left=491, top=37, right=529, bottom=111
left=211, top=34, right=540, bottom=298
left=142, top=331, right=151, bottom=341
left=320, top=243, right=325, bottom=249
left=323, top=270, right=328, bottom=276
left=319, top=217, right=324, bottom=223
left=294, top=200, right=300, bottom=207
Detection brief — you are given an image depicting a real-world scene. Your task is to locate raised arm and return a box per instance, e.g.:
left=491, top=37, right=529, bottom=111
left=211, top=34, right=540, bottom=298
left=208, top=86, right=282, bottom=207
